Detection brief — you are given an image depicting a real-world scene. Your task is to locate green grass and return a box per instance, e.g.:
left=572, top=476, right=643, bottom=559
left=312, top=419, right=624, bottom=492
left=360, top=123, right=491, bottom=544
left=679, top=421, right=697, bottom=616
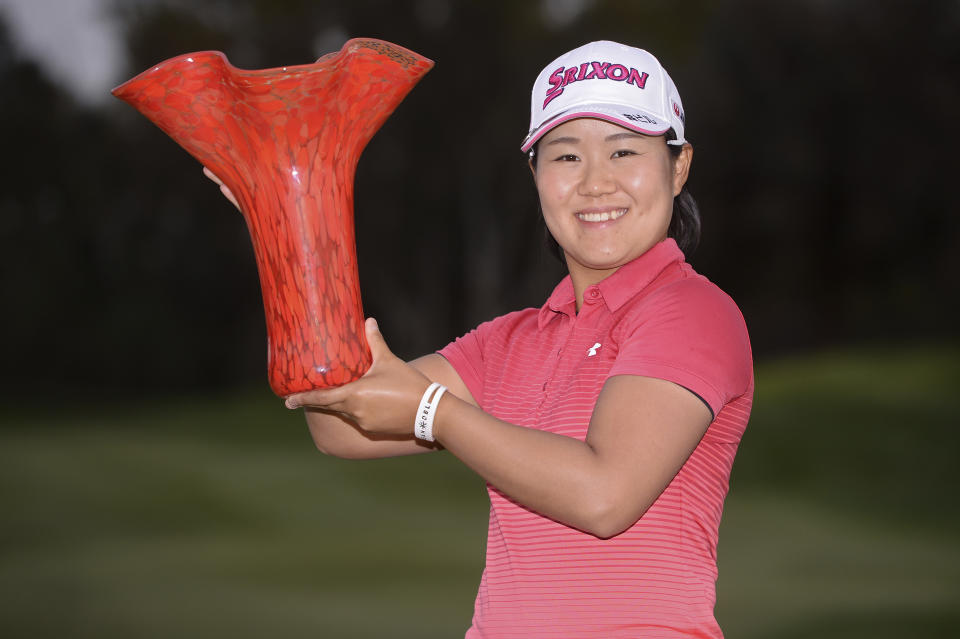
left=714, top=341, right=960, bottom=638
left=0, top=402, right=488, bottom=638
left=731, top=343, right=960, bottom=535
left=1, top=342, right=958, bottom=637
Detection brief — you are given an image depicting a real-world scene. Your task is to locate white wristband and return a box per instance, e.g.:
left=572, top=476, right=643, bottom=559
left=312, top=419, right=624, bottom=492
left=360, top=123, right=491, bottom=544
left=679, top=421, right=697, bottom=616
left=414, top=383, right=440, bottom=441
left=414, top=382, right=447, bottom=442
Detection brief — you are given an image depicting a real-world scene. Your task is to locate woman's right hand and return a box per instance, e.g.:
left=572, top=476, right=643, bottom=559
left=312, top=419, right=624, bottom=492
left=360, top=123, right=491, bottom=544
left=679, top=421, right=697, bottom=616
left=203, top=167, right=241, bottom=211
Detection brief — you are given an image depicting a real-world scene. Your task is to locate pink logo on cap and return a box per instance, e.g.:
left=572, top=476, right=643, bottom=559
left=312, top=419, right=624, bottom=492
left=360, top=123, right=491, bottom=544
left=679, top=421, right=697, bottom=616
left=543, top=60, right=649, bottom=109
left=672, top=101, right=685, bottom=124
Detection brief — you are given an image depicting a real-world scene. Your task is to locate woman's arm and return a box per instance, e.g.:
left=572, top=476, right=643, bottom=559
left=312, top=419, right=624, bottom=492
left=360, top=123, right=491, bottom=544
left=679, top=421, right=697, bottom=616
left=433, top=375, right=710, bottom=537
left=288, top=318, right=712, bottom=538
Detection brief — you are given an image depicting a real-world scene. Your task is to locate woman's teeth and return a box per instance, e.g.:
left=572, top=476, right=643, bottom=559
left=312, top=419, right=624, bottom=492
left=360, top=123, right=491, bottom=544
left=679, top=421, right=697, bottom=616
left=577, top=209, right=627, bottom=222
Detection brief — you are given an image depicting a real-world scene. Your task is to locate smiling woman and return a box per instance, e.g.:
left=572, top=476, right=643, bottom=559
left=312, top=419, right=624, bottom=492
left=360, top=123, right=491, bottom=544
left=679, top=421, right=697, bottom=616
left=215, top=40, right=754, bottom=638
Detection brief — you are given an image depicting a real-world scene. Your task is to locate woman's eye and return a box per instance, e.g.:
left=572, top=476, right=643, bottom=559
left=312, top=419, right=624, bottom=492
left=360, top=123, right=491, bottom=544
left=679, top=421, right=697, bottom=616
left=553, top=154, right=579, bottom=162
left=612, top=149, right=637, bottom=158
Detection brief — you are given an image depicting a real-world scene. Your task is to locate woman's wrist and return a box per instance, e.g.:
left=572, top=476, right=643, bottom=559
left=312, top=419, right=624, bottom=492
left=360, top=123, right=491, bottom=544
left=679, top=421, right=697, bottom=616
left=414, top=382, right=447, bottom=442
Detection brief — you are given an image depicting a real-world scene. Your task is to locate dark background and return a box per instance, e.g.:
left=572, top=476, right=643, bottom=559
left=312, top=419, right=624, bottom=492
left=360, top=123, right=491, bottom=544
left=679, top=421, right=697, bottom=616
left=1, top=0, right=957, bottom=396
left=1, top=1, right=958, bottom=637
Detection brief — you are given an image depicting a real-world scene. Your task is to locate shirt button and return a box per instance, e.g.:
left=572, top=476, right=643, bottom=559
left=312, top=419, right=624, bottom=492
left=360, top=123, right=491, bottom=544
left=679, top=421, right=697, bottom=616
left=587, top=288, right=600, bottom=302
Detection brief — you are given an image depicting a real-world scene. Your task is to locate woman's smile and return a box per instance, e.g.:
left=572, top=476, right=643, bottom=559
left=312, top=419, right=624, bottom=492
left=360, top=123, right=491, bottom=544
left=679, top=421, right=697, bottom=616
left=575, top=207, right=628, bottom=223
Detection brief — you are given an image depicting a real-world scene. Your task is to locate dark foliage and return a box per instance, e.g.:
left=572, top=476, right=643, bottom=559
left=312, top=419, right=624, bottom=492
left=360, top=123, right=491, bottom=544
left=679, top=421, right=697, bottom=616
left=0, top=0, right=957, bottom=397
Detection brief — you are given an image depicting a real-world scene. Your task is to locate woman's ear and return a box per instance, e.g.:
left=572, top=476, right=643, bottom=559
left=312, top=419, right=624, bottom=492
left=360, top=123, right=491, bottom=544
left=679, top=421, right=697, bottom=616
left=672, top=143, right=693, bottom=196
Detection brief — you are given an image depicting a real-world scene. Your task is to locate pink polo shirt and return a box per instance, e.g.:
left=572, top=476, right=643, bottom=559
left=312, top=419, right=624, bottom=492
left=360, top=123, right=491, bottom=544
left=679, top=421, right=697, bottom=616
left=439, top=239, right=753, bottom=638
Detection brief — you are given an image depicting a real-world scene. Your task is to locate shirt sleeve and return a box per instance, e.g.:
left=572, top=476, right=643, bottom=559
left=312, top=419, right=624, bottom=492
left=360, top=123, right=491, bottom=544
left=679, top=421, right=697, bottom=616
left=437, top=320, right=490, bottom=406
left=607, top=279, right=753, bottom=417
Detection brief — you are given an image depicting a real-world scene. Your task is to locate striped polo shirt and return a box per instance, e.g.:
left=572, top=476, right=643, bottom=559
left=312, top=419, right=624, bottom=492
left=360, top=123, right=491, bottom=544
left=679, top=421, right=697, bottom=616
left=439, top=238, right=754, bottom=638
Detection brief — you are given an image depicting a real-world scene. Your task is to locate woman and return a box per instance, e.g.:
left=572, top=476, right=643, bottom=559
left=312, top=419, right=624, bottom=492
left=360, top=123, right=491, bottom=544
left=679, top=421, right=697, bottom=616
left=211, top=40, right=753, bottom=638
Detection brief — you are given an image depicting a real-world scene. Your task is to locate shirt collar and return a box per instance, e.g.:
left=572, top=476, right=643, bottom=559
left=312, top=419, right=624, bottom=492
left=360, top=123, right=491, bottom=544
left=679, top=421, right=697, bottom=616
left=537, top=238, right=685, bottom=329
left=538, top=276, right=577, bottom=328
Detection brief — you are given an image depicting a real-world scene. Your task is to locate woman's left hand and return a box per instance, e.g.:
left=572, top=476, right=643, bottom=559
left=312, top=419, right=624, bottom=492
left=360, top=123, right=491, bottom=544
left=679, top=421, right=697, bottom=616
left=284, top=318, right=433, bottom=438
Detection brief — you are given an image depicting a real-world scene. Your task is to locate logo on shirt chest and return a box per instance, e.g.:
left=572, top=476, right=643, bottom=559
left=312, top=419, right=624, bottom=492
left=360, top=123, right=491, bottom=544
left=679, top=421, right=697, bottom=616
left=587, top=342, right=602, bottom=357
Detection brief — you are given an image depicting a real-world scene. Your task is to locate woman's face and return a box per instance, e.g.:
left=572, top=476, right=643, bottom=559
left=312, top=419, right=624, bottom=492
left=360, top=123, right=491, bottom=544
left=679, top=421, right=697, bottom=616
left=532, top=118, right=692, bottom=287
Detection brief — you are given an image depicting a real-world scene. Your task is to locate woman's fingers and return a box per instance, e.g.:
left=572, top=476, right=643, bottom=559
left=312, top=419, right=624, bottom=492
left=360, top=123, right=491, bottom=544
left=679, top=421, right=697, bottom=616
left=202, top=167, right=241, bottom=211
left=284, top=318, right=432, bottom=437
left=285, top=385, right=348, bottom=410
left=285, top=319, right=393, bottom=411
left=202, top=166, right=222, bottom=185
left=364, top=317, right=393, bottom=364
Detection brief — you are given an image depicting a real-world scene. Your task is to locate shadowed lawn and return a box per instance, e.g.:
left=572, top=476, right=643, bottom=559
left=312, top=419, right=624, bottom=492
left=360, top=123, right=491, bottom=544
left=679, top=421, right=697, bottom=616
left=1, top=342, right=958, bottom=637
left=0, top=413, right=487, bottom=638
left=716, top=341, right=960, bottom=638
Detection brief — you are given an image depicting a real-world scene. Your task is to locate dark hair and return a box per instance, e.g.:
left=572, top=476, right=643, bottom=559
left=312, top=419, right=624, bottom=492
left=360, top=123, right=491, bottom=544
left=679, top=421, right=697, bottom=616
left=530, top=129, right=701, bottom=260
left=665, top=134, right=701, bottom=256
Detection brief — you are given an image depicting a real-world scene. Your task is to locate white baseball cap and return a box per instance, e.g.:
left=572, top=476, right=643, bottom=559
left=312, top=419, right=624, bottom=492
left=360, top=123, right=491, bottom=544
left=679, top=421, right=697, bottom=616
left=520, top=40, right=687, bottom=153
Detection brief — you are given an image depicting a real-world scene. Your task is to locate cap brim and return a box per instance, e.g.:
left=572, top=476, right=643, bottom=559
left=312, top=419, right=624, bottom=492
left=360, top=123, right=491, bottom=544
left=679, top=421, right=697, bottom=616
left=520, top=105, right=671, bottom=153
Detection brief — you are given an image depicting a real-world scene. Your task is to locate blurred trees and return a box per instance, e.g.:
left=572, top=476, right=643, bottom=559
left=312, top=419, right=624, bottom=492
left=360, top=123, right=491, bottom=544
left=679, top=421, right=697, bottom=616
left=690, top=0, right=960, bottom=354
left=0, top=0, right=957, bottom=398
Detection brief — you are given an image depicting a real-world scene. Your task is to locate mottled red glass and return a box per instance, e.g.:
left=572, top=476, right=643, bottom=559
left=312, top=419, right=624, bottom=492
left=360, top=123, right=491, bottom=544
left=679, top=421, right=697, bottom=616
left=112, top=39, right=433, bottom=396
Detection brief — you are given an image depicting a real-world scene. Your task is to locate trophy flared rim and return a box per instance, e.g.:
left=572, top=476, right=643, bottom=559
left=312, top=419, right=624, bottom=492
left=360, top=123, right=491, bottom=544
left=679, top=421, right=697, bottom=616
left=110, top=38, right=434, bottom=97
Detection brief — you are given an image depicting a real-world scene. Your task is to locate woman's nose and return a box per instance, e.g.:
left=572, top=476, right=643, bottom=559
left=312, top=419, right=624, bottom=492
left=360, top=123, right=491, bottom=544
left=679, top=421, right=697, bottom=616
left=578, top=163, right=616, bottom=196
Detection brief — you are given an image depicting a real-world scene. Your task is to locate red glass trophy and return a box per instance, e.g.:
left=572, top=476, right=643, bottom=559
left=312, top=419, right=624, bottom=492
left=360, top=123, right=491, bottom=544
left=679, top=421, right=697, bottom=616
left=112, top=39, right=433, bottom=396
